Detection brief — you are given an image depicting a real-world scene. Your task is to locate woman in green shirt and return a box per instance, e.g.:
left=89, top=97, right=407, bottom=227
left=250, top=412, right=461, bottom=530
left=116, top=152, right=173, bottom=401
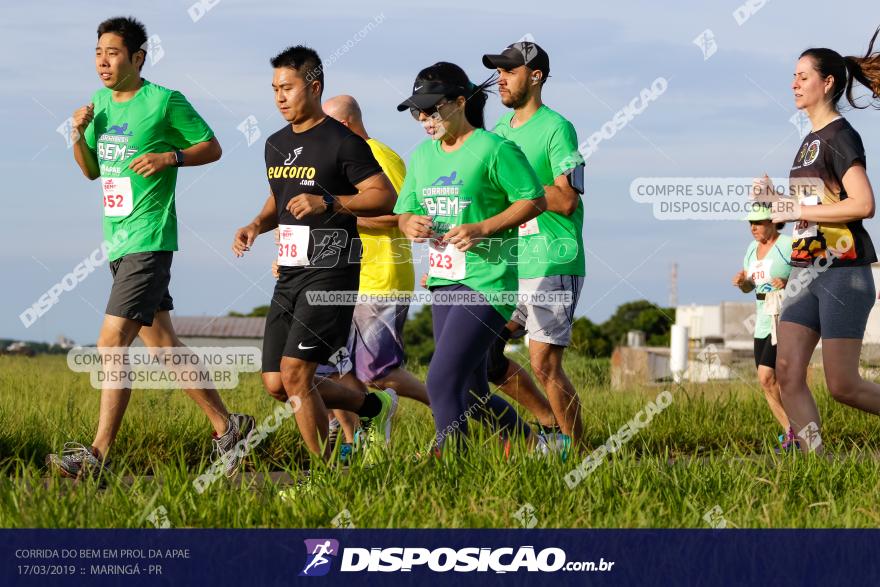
left=732, top=205, right=793, bottom=449
left=395, top=62, right=547, bottom=450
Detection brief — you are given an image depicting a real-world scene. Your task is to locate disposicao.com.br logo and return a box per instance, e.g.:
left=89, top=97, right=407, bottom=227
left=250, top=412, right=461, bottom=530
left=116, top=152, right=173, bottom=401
left=300, top=539, right=614, bottom=575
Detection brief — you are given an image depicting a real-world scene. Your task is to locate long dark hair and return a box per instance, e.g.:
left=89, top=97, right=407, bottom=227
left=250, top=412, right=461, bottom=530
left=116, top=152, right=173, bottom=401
left=801, top=26, right=880, bottom=109
left=416, top=62, right=498, bottom=128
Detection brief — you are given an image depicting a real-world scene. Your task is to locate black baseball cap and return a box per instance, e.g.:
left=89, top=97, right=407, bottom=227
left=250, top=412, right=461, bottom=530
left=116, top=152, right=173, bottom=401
left=482, top=41, right=550, bottom=79
left=397, top=62, right=473, bottom=112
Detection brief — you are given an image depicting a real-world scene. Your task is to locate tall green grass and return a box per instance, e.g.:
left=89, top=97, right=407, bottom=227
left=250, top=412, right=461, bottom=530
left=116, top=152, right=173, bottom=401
left=1, top=355, right=879, bottom=528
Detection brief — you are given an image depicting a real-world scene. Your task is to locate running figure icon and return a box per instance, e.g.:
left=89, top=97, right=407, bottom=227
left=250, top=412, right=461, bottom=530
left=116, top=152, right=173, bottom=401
left=302, top=540, right=335, bottom=575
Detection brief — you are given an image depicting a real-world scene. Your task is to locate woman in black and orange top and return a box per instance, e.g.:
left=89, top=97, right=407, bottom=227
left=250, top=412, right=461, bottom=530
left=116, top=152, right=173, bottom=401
left=756, top=27, right=880, bottom=454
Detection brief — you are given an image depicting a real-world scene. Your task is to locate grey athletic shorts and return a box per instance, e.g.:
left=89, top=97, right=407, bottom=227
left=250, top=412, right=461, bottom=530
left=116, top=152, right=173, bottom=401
left=780, top=265, right=875, bottom=339
left=106, top=251, right=174, bottom=326
left=511, top=275, right=584, bottom=346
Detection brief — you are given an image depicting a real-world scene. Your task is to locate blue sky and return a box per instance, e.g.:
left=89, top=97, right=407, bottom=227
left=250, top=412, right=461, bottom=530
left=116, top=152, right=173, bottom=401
left=2, top=0, right=879, bottom=344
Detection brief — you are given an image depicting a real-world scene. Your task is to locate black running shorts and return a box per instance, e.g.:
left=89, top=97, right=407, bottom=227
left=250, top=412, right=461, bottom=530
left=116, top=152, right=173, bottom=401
left=262, top=268, right=358, bottom=371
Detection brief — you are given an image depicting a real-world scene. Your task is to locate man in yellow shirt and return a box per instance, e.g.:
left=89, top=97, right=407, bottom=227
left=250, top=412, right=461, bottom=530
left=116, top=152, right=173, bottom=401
left=332, top=104, right=415, bottom=299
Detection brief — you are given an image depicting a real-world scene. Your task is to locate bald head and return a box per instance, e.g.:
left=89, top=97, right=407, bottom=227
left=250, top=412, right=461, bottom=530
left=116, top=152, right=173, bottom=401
left=323, top=95, right=368, bottom=138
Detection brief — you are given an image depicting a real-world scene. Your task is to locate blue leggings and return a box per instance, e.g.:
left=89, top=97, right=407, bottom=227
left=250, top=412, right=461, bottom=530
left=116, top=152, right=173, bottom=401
left=426, top=285, right=530, bottom=448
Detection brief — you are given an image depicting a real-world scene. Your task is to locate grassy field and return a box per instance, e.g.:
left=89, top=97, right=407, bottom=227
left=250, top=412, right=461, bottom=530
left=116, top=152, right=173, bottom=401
left=2, top=354, right=880, bottom=528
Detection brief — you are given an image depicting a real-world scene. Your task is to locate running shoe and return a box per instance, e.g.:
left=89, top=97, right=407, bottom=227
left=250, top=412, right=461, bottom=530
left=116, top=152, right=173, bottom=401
left=46, top=442, right=109, bottom=480
left=547, top=432, right=573, bottom=462
left=279, top=470, right=327, bottom=501
left=338, top=442, right=353, bottom=466
left=355, top=389, right=398, bottom=466
left=534, top=431, right=572, bottom=462
left=775, top=428, right=801, bottom=454
left=212, top=413, right=257, bottom=478
left=535, top=432, right=550, bottom=455
left=327, top=417, right=340, bottom=451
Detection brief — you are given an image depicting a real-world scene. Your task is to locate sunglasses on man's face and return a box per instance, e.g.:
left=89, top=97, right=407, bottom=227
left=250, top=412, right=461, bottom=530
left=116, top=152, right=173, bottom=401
left=410, top=100, right=451, bottom=121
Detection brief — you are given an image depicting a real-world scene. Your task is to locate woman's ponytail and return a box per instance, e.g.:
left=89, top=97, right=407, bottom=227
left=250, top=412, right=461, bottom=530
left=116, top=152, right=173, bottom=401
left=462, top=73, right=498, bottom=129
left=844, top=27, right=880, bottom=109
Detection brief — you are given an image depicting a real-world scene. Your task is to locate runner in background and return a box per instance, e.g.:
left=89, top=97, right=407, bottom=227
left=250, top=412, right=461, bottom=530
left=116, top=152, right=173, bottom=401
left=47, top=16, right=256, bottom=480
left=483, top=41, right=586, bottom=454
left=395, top=61, right=546, bottom=452
left=755, top=27, right=880, bottom=454
left=732, top=204, right=793, bottom=450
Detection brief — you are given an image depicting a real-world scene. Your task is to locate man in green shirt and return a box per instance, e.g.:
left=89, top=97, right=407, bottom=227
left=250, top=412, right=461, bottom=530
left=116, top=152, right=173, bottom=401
left=47, top=17, right=255, bottom=480
left=483, top=42, right=587, bottom=452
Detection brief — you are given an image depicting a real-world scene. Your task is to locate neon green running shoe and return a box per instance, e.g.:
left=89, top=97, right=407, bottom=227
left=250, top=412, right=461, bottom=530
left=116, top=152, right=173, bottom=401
left=354, top=389, right=398, bottom=466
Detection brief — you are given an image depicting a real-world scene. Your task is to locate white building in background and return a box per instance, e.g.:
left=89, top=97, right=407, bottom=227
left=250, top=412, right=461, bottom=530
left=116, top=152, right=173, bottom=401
left=56, top=336, right=76, bottom=350
left=674, top=302, right=752, bottom=350
left=670, top=262, right=880, bottom=382
left=615, top=264, right=880, bottom=387
left=677, top=262, right=880, bottom=349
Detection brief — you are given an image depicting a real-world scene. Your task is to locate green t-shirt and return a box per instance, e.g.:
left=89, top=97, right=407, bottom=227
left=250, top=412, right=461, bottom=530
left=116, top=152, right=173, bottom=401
left=394, top=129, right=544, bottom=320
left=493, top=105, right=585, bottom=278
left=743, top=235, right=793, bottom=339
left=84, top=79, right=214, bottom=261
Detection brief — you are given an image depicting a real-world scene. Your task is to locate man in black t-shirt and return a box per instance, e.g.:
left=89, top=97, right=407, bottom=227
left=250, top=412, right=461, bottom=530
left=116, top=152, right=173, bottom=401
left=265, top=116, right=380, bottom=270
left=232, top=46, right=398, bottom=476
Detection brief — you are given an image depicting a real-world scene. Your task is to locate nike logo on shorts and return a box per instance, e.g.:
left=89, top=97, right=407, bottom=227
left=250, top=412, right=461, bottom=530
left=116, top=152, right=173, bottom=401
left=298, top=342, right=317, bottom=350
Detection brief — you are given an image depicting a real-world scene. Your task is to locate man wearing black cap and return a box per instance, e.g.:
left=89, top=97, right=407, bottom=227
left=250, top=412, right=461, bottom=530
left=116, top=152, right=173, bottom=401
left=483, top=41, right=587, bottom=454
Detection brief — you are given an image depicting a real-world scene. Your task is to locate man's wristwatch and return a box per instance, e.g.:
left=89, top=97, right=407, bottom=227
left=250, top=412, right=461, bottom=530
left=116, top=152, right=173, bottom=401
left=172, top=150, right=184, bottom=167
left=322, top=194, right=335, bottom=213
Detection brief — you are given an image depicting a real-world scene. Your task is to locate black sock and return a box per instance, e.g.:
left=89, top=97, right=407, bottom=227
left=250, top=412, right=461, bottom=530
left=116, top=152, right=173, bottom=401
left=358, top=393, right=382, bottom=419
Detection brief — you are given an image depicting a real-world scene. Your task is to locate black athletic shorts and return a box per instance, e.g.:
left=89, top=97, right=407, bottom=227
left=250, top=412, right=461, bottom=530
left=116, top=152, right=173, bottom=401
left=753, top=335, right=777, bottom=369
left=262, top=268, right=359, bottom=371
left=106, top=251, right=174, bottom=326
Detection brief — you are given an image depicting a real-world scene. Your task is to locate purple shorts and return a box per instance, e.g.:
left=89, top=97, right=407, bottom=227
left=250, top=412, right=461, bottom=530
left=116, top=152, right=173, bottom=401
left=316, top=301, right=409, bottom=382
